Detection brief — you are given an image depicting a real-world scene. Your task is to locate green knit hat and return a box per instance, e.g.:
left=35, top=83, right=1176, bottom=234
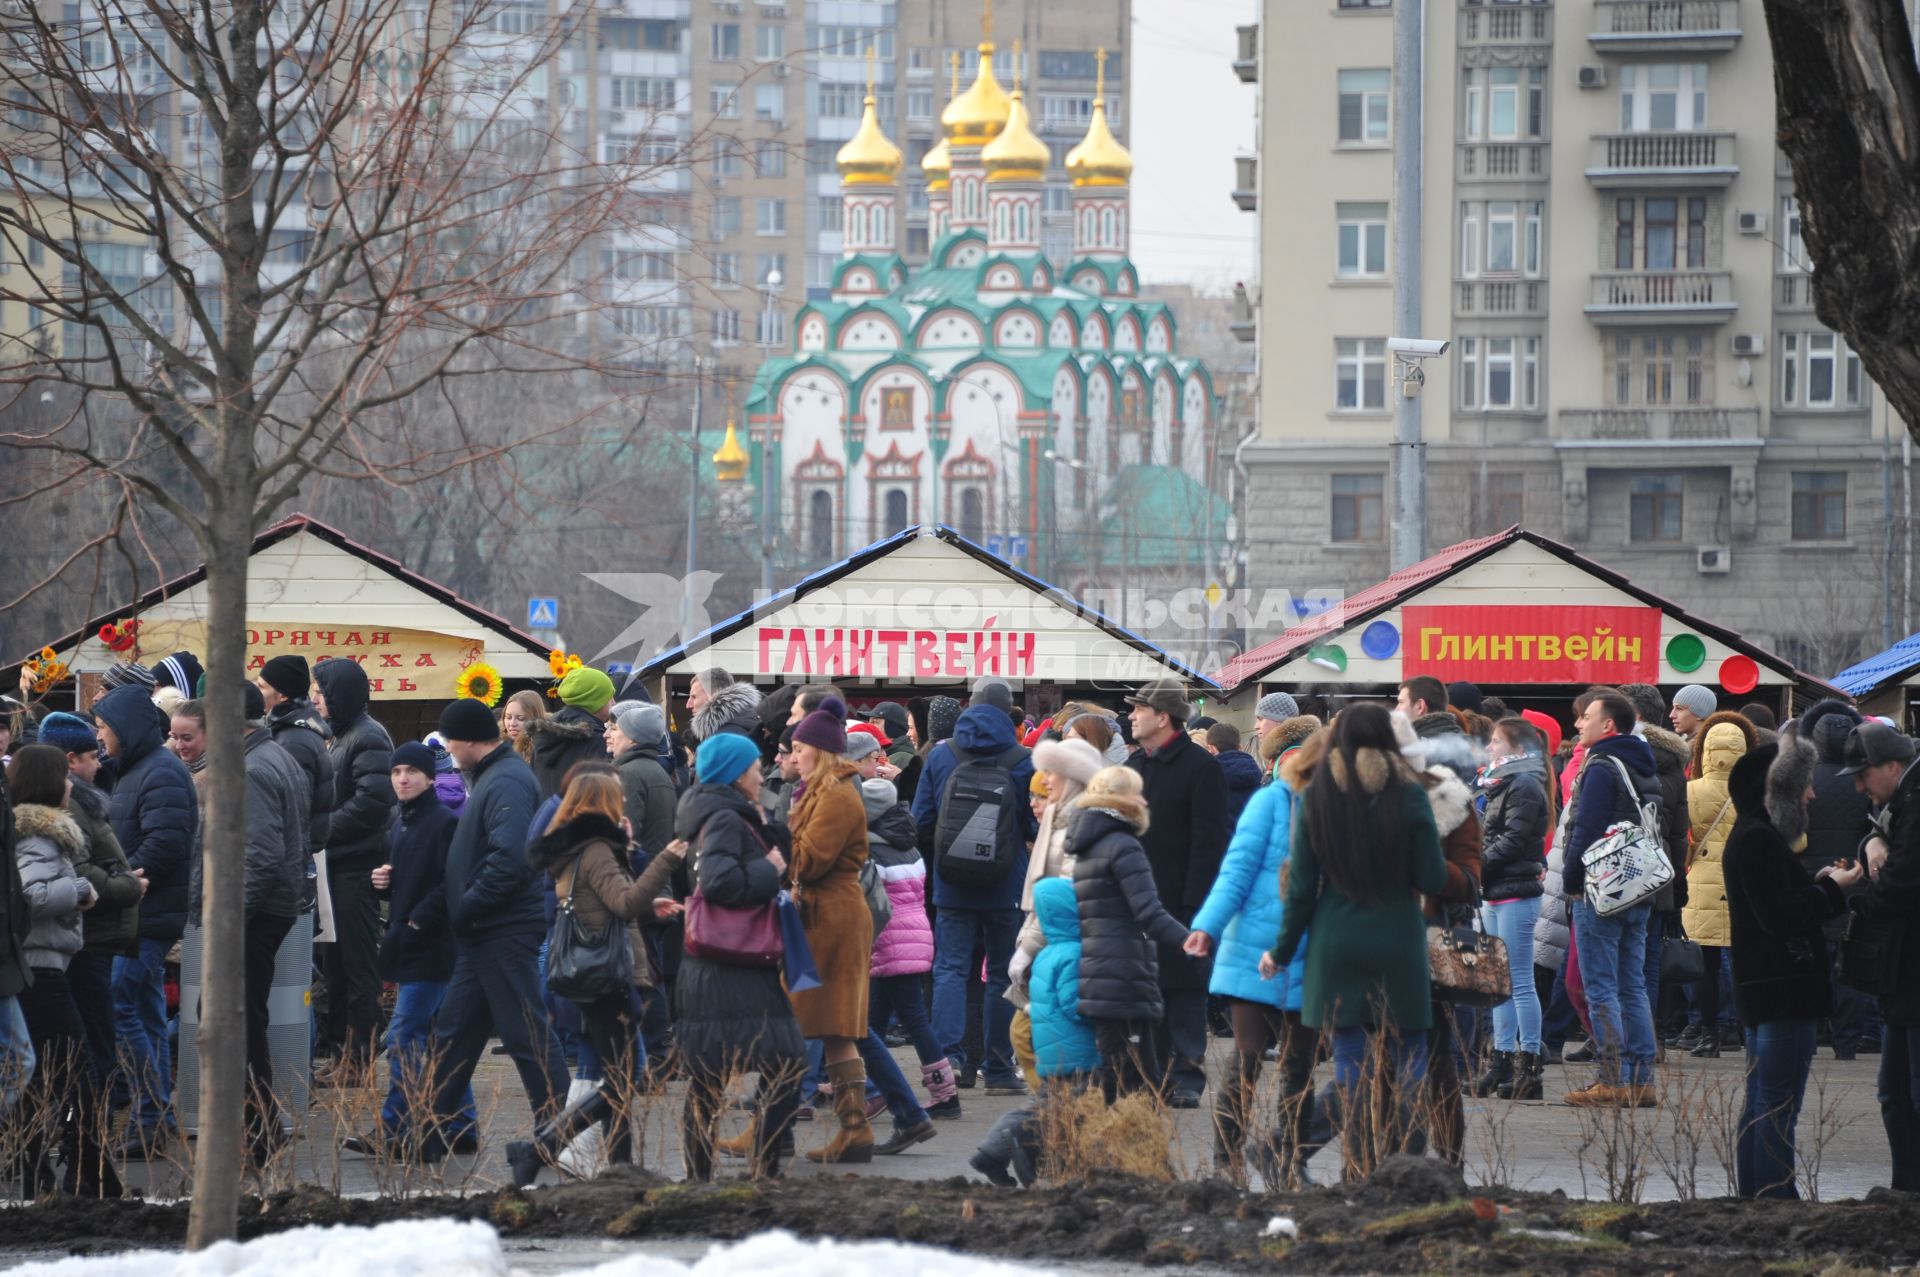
left=558, top=666, right=616, bottom=713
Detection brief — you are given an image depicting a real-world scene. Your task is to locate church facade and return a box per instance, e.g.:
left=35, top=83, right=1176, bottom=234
left=736, top=36, right=1225, bottom=592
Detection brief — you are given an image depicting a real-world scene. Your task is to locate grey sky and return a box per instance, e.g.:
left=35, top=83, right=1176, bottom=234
left=1129, top=0, right=1257, bottom=292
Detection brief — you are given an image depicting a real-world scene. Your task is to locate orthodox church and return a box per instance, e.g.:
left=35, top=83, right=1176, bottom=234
left=723, top=31, right=1226, bottom=592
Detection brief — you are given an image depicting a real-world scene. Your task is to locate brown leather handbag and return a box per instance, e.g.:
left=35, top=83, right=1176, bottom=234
left=1427, top=909, right=1513, bottom=1008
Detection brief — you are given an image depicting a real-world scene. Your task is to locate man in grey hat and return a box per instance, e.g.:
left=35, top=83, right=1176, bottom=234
left=1123, top=677, right=1227, bottom=1107
left=1670, top=684, right=1717, bottom=747
left=1253, top=691, right=1299, bottom=754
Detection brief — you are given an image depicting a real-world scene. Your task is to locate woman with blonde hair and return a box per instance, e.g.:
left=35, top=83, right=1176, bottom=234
left=512, top=769, right=683, bottom=1186
left=501, top=690, right=548, bottom=762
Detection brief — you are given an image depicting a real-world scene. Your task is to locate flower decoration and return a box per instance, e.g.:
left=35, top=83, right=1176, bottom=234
left=97, top=618, right=140, bottom=654
left=24, top=647, right=69, bottom=695
left=545, top=647, right=583, bottom=700
left=455, top=661, right=503, bottom=707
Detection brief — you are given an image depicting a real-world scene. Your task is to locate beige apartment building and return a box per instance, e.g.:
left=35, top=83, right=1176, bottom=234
left=1235, top=0, right=1900, bottom=673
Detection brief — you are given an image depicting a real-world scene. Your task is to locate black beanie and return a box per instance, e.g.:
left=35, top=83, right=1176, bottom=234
left=391, top=741, right=437, bottom=775
left=261, top=654, right=310, bottom=701
left=243, top=683, right=266, bottom=721
left=438, top=698, right=501, bottom=742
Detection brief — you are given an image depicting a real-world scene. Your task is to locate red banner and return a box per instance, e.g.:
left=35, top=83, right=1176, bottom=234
left=1400, top=605, right=1660, bottom=684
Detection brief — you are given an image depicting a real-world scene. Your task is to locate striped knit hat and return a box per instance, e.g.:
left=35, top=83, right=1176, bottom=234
left=101, top=662, right=156, bottom=693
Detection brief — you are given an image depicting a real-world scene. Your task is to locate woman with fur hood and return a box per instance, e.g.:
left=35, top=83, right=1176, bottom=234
left=1721, top=727, right=1861, bottom=1198
left=1685, top=710, right=1759, bottom=1057
left=9, top=744, right=121, bottom=1199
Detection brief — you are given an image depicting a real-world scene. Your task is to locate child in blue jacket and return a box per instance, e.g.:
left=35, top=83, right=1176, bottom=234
left=970, top=877, right=1097, bottom=1186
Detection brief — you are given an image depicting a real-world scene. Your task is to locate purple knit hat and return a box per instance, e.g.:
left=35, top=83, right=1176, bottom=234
left=793, top=697, right=849, bottom=754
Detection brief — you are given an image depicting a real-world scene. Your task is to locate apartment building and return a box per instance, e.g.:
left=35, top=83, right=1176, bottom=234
left=1234, top=0, right=1898, bottom=672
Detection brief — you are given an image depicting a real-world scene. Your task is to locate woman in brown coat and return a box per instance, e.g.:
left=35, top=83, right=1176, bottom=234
left=787, top=698, right=876, bottom=1162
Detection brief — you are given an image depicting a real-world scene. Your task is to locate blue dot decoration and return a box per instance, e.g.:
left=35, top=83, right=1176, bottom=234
left=1361, top=620, right=1400, bottom=660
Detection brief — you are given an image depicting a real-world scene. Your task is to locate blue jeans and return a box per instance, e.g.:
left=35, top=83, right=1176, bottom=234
left=1739, top=1018, right=1816, bottom=1199
left=858, top=1029, right=929, bottom=1126
left=1882, top=1023, right=1920, bottom=1193
left=1571, top=900, right=1656, bottom=1085
left=113, top=937, right=175, bottom=1134
left=1482, top=898, right=1543, bottom=1053
left=931, top=907, right=1020, bottom=1084
left=381, top=981, right=476, bottom=1138
left=0, top=995, right=32, bottom=1116
left=870, top=973, right=942, bottom=1066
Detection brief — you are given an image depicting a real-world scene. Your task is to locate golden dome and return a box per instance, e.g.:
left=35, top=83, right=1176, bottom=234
left=1066, top=51, right=1132, bottom=187
left=940, top=42, right=1011, bottom=147
left=836, top=90, right=903, bottom=186
left=711, top=420, right=750, bottom=483
left=920, top=135, right=951, bottom=191
left=982, top=89, right=1047, bottom=183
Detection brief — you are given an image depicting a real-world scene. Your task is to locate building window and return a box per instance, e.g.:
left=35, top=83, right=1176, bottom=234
left=709, top=23, right=740, bottom=60
left=908, top=86, right=932, bottom=120
left=1331, top=473, right=1384, bottom=543
left=601, top=248, right=675, bottom=281
left=1613, top=196, right=1708, bottom=271
left=1474, top=472, right=1525, bottom=534
left=1486, top=336, right=1515, bottom=407
left=957, top=487, right=987, bottom=544
left=754, top=23, right=784, bottom=59
left=712, top=137, right=746, bottom=178
left=882, top=488, right=911, bottom=536
left=754, top=138, right=786, bottom=176
left=1522, top=336, right=1541, bottom=408
left=1334, top=338, right=1387, bottom=410
left=1337, top=69, right=1389, bottom=144
left=609, top=76, right=675, bottom=110
left=807, top=489, right=834, bottom=560
left=817, top=197, right=843, bottom=231
left=714, top=308, right=741, bottom=343
left=1336, top=202, right=1388, bottom=278
left=711, top=196, right=741, bottom=238
left=1609, top=331, right=1708, bottom=406
left=1460, top=200, right=1545, bottom=279
left=1619, top=63, right=1708, bottom=131
left=1780, top=331, right=1864, bottom=409
left=756, top=198, right=786, bottom=234
left=756, top=307, right=787, bottom=346
left=710, top=83, right=740, bottom=118
left=1459, top=335, right=1529, bottom=410
left=1463, top=66, right=1544, bottom=141
left=1791, top=472, right=1847, bottom=540
left=1629, top=474, right=1684, bottom=542
left=1781, top=195, right=1809, bottom=273
left=713, top=252, right=739, bottom=286
left=755, top=83, right=785, bottom=122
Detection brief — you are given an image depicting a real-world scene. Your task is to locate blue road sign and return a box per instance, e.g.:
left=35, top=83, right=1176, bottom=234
left=1008, top=536, right=1028, bottom=561
left=986, top=535, right=1006, bottom=557
left=528, top=597, right=560, bottom=629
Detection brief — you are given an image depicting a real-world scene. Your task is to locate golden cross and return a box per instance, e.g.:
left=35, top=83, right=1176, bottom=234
left=983, top=0, right=994, bottom=42
left=949, top=50, right=961, bottom=97
left=865, top=44, right=876, bottom=99
left=1095, top=47, right=1108, bottom=102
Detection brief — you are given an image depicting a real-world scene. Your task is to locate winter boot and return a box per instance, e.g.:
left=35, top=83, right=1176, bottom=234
left=1506, top=1052, right=1545, bottom=1102
left=506, top=1089, right=614, bottom=1189
left=806, top=1059, right=876, bottom=1163
left=1470, top=1051, right=1514, bottom=1098
left=554, top=1077, right=609, bottom=1180
left=970, top=1106, right=1025, bottom=1186
left=1212, top=1066, right=1252, bottom=1178
left=923, top=1058, right=961, bottom=1119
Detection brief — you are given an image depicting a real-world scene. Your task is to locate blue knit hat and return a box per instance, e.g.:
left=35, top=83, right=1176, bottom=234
left=38, top=711, right=100, bottom=756
left=697, top=732, right=761, bottom=786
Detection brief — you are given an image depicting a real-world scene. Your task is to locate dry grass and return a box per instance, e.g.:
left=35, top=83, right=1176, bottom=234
left=1038, top=1089, right=1179, bottom=1184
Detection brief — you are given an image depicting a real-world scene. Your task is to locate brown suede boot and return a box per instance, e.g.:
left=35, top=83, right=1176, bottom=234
left=712, top=1119, right=757, bottom=1160
left=805, top=1059, right=875, bottom=1164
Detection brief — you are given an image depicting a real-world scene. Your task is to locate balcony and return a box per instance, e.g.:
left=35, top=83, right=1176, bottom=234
left=1776, top=271, right=1817, bottom=313
left=1458, top=141, right=1549, bottom=182
left=1233, top=24, right=1258, bottom=82
left=1586, top=131, right=1737, bottom=187
left=1589, top=0, right=1742, bottom=53
left=1461, top=4, right=1552, bottom=45
left=1456, top=278, right=1547, bottom=318
left=1560, top=406, right=1762, bottom=441
left=1232, top=155, right=1257, bottom=211
left=1585, top=270, right=1736, bottom=324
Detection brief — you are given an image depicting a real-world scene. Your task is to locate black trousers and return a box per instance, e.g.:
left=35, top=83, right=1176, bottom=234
left=323, top=864, right=382, bottom=1066
left=573, top=991, right=642, bottom=1163
left=1094, top=1017, right=1163, bottom=1103
left=245, top=912, right=296, bottom=1151
left=1152, top=984, right=1209, bottom=1098
left=19, top=966, right=119, bottom=1197
left=427, top=930, right=569, bottom=1141
left=65, top=950, right=118, bottom=1085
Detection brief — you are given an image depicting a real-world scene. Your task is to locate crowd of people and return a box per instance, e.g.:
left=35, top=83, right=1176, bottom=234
left=1, top=656, right=1917, bottom=1200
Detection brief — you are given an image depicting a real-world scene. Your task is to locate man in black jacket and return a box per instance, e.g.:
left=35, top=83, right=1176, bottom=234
left=1622, top=683, right=1693, bottom=1043
left=312, top=657, right=395, bottom=1075
left=1124, top=678, right=1226, bottom=1107
left=419, top=700, right=569, bottom=1163
left=257, top=655, right=334, bottom=895
left=1842, top=721, right=1920, bottom=1192
left=1802, top=700, right=1875, bottom=1058
left=0, top=778, right=30, bottom=1117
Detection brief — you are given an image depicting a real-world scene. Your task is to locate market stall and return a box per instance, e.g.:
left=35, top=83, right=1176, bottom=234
left=1211, top=527, right=1842, bottom=723
left=13, top=513, right=553, bottom=740
left=1832, top=634, right=1920, bottom=729
left=642, top=524, right=1215, bottom=714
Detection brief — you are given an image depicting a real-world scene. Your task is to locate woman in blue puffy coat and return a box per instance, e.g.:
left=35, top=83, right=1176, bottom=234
left=1185, top=722, right=1321, bottom=1184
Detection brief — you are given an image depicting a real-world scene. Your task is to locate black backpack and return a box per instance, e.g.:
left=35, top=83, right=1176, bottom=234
left=933, top=742, right=1028, bottom=887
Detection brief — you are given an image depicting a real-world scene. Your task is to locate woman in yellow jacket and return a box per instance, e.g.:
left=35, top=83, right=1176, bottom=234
left=1682, top=711, right=1758, bottom=1057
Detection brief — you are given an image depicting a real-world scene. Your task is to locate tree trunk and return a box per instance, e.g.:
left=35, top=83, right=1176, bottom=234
left=185, top=454, right=257, bottom=1248
left=1765, top=0, right=1920, bottom=434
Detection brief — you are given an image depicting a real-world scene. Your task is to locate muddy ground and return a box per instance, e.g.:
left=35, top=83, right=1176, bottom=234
left=7, top=1158, right=1920, bottom=1275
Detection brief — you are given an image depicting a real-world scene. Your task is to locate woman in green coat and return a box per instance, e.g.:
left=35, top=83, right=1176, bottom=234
left=1262, top=703, right=1447, bottom=1175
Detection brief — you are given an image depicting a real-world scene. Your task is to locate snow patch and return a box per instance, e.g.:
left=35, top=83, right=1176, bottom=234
left=2, top=1223, right=1057, bottom=1277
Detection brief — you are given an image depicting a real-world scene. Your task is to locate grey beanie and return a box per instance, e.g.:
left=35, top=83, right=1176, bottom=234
left=1255, top=691, right=1299, bottom=722
left=859, top=777, right=898, bottom=823
left=1673, top=684, right=1718, bottom=720
left=845, top=731, right=883, bottom=762
left=616, top=703, right=669, bottom=752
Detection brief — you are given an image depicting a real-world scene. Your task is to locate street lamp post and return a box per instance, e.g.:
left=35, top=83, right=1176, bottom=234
left=1041, top=448, right=1088, bottom=586
left=758, top=268, right=783, bottom=598
left=684, top=354, right=713, bottom=640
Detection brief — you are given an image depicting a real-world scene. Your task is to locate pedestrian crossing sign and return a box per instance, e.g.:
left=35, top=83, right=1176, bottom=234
left=528, top=597, right=559, bottom=629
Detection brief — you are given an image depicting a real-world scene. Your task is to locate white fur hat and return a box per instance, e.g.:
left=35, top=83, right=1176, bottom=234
left=1033, top=735, right=1104, bottom=787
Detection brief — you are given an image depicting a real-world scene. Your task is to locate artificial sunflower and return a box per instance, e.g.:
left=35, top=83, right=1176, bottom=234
left=24, top=646, right=69, bottom=694
left=455, top=661, right=504, bottom=707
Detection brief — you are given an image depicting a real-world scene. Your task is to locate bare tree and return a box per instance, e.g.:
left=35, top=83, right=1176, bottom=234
left=0, top=0, right=703, bottom=1243
left=1766, top=0, right=1920, bottom=436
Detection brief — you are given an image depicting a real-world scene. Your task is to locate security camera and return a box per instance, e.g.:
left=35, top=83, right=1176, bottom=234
left=1387, top=337, right=1450, bottom=358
